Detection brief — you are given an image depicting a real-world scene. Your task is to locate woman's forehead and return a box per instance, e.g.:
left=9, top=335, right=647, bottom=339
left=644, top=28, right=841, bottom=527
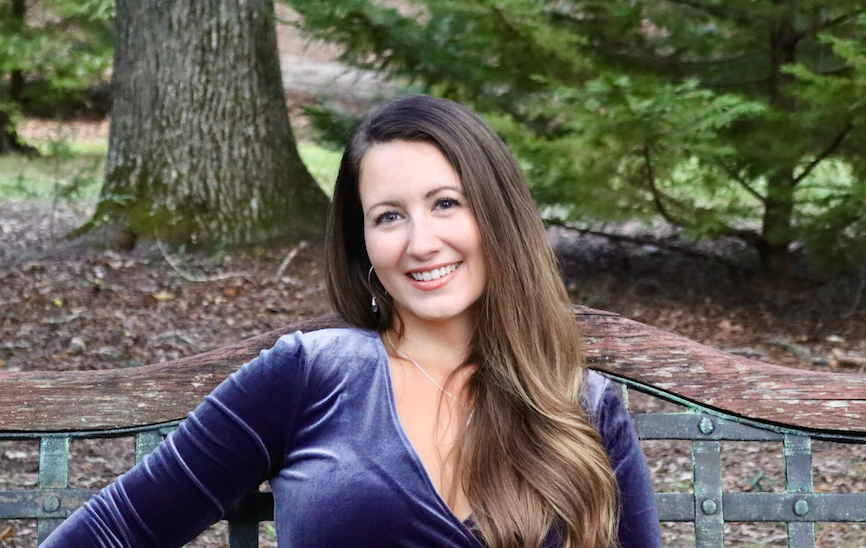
left=358, top=141, right=463, bottom=205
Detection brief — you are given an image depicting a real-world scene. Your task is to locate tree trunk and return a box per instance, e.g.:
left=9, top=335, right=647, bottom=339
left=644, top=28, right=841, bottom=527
left=92, top=0, right=328, bottom=248
left=758, top=2, right=799, bottom=276
left=9, top=0, right=25, bottom=103
left=759, top=168, right=796, bottom=275
left=0, top=0, right=29, bottom=156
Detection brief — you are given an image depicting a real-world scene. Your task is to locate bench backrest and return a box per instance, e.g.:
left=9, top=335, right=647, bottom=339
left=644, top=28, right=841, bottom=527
left=2, top=308, right=864, bottom=547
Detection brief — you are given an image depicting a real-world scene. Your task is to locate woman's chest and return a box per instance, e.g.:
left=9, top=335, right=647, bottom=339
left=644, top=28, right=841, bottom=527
left=266, top=386, right=480, bottom=547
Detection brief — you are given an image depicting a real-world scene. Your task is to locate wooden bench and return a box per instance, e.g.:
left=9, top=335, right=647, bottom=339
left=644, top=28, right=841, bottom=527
left=1, top=307, right=864, bottom=547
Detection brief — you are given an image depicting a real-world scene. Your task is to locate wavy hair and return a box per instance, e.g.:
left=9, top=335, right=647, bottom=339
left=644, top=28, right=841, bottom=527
left=325, top=95, right=618, bottom=548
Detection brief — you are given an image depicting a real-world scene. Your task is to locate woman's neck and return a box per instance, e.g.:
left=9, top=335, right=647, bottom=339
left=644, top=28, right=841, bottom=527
left=388, top=314, right=474, bottom=377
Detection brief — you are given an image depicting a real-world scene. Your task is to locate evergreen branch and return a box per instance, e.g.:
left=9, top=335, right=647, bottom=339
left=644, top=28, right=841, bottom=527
left=639, top=147, right=762, bottom=250
left=805, top=64, right=855, bottom=77
left=489, top=3, right=522, bottom=40
left=704, top=76, right=772, bottom=89
left=661, top=0, right=751, bottom=24
left=667, top=51, right=766, bottom=67
left=792, top=123, right=854, bottom=187
left=813, top=10, right=864, bottom=34
left=615, top=48, right=765, bottom=75
left=715, top=159, right=766, bottom=204
left=642, top=145, right=687, bottom=226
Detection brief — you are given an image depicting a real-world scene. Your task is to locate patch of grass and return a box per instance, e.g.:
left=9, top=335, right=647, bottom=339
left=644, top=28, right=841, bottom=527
left=298, top=143, right=341, bottom=197
left=0, top=148, right=105, bottom=203
left=1, top=141, right=340, bottom=203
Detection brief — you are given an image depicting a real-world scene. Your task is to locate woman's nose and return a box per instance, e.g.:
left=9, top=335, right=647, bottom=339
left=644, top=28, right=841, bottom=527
left=406, top=217, right=442, bottom=259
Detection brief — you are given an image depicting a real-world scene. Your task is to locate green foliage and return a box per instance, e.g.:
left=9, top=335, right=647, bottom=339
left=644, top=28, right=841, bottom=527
left=0, top=0, right=113, bottom=126
left=0, top=135, right=104, bottom=202
left=302, top=104, right=360, bottom=150
left=285, top=0, right=866, bottom=274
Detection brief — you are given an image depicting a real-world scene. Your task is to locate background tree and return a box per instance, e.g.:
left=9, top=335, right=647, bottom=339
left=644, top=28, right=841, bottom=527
left=82, top=0, right=328, bottom=249
left=287, top=0, right=866, bottom=276
left=0, top=0, right=113, bottom=154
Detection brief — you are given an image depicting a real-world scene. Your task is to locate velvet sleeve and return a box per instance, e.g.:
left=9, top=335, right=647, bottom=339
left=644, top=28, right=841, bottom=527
left=41, top=332, right=311, bottom=548
left=594, top=378, right=662, bottom=548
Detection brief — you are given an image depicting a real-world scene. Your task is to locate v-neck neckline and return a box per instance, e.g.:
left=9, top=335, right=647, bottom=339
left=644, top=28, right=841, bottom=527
left=375, top=334, right=478, bottom=531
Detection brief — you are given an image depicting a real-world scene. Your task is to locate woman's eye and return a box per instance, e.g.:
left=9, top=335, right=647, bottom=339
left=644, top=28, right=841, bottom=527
left=374, top=211, right=401, bottom=225
left=436, top=197, right=460, bottom=210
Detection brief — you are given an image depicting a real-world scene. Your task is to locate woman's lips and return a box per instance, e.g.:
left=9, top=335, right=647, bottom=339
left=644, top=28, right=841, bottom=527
left=406, top=262, right=461, bottom=290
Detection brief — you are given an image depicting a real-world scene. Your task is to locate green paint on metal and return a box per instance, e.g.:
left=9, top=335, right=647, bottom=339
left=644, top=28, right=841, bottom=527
left=38, top=437, right=70, bottom=489
left=135, top=430, right=164, bottom=464
left=693, top=440, right=724, bottom=546
left=37, top=437, right=71, bottom=544
left=42, top=496, right=60, bottom=513
left=793, top=499, right=809, bottom=516
left=699, top=417, right=715, bottom=435
left=701, top=499, right=718, bottom=515
left=600, top=372, right=866, bottom=443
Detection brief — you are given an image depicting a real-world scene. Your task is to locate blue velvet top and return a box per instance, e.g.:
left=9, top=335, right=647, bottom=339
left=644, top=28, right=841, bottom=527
left=44, top=328, right=661, bottom=547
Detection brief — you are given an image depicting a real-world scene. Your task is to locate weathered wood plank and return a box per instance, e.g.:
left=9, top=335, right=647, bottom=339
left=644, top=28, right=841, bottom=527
left=580, top=310, right=866, bottom=434
left=1, top=308, right=864, bottom=433
left=0, top=315, right=346, bottom=432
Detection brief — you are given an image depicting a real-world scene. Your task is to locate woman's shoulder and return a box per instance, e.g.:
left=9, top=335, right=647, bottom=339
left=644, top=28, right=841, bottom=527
left=268, top=326, right=380, bottom=355
left=262, top=326, right=384, bottom=382
left=291, top=326, right=381, bottom=352
left=581, top=370, right=631, bottom=444
left=581, top=370, right=616, bottom=416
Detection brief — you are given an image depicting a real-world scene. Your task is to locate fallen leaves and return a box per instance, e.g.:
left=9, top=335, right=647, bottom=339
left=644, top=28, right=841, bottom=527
left=0, top=524, right=15, bottom=540
left=221, top=286, right=238, bottom=297
left=150, top=291, right=175, bottom=302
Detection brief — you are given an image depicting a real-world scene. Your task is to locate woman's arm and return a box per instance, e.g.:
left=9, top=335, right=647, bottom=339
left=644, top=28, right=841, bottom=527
left=41, top=332, right=310, bottom=547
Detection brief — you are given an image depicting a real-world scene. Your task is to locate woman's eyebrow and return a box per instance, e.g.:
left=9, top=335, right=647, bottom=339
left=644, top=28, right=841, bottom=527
left=424, top=185, right=462, bottom=199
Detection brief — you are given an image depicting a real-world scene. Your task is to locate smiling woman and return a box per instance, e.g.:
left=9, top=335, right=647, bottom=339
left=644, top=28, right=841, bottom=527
left=326, top=95, right=661, bottom=548
left=43, top=96, right=660, bottom=548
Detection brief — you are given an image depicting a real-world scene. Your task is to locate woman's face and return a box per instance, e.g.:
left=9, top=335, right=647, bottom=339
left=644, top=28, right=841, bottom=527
left=358, top=140, right=486, bottom=331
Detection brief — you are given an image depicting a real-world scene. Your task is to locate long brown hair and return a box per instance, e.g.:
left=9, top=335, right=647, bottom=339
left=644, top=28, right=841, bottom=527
left=326, top=95, right=618, bottom=548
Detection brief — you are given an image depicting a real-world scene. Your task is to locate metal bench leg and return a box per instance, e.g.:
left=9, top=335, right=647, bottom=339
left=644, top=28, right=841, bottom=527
left=693, top=439, right=723, bottom=548
left=37, top=437, right=70, bottom=545
left=785, top=435, right=815, bottom=548
left=229, top=521, right=259, bottom=548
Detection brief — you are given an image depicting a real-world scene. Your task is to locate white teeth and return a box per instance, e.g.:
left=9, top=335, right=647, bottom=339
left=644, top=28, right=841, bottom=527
left=410, top=263, right=459, bottom=281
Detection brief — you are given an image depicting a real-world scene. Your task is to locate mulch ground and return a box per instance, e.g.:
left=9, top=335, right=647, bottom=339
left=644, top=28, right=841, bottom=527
left=1, top=200, right=864, bottom=547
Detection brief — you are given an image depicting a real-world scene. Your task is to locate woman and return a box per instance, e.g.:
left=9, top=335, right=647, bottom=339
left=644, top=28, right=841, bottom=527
left=44, top=95, right=660, bottom=548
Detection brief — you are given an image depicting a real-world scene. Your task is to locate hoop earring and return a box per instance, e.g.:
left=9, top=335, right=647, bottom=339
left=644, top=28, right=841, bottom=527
left=367, top=266, right=379, bottom=313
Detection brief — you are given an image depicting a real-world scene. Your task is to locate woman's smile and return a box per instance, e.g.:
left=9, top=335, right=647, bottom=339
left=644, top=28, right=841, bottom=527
left=407, top=262, right=461, bottom=286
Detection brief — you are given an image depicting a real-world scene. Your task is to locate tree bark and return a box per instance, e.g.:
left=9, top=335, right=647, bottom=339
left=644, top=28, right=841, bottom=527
left=758, top=2, right=800, bottom=275
left=0, top=0, right=30, bottom=156
left=9, top=0, right=25, bottom=103
left=92, top=0, right=329, bottom=248
left=9, top=0, right=27, bottom=101
left=760, top=167, right=796, bottom=275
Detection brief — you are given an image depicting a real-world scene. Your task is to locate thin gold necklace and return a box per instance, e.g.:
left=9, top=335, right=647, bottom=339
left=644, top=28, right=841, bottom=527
left=385, top=330, right=468, bottom=412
